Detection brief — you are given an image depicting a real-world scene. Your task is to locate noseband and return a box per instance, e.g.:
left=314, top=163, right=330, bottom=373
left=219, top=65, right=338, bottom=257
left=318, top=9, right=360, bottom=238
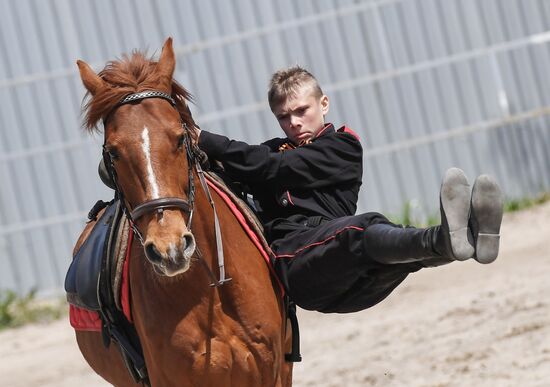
left=101, top=90, right=197, bottom=243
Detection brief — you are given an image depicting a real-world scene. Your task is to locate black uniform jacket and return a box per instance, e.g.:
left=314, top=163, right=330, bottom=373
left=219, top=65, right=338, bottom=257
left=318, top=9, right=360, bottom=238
left=198, top=124, right=363, bottom=243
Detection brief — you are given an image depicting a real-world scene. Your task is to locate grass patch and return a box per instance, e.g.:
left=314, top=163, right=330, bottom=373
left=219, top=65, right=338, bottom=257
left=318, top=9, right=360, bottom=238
left=388, top=200, right=439, bottom=228
left=0, top=289, right=66, bottom=331
left=504, top=192, right=550, bottom=212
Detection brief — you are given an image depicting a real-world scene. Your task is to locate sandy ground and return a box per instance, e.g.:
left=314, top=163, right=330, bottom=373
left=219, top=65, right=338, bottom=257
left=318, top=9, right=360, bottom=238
left=1, top=202, right=549, bottom=387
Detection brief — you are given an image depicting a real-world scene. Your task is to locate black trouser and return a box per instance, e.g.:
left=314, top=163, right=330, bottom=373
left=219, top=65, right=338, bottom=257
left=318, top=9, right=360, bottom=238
left=270, top=212, right=452, bottom=313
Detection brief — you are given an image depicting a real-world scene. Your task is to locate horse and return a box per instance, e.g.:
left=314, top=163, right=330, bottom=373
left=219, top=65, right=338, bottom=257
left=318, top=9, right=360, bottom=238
left=72, top=38, right=292, bottom=387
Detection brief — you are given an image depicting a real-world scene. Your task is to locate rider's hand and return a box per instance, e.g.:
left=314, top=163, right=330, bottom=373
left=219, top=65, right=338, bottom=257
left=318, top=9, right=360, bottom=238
left=190, top=126, right=201, bottom=147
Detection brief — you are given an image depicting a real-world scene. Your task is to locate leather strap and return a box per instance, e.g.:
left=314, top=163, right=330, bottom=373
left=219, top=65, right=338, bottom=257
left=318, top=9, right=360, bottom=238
left=131, top=197, right=191, bottom=220
left=116, top=90, right=175, bottom=107
left=195, top=161, right=231, bottom=286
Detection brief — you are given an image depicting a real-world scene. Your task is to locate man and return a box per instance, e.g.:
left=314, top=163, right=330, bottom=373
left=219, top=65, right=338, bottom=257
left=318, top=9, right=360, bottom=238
left=196, top=66, right=503, bottom=313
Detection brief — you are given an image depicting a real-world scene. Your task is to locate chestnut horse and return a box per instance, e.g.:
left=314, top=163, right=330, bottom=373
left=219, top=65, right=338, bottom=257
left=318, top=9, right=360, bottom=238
left=73, top=38, right=292, bottom=386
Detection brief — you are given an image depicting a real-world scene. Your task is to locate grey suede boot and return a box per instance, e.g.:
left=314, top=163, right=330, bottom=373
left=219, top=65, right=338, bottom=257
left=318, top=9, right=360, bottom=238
left=469, top=174, right=504, bottom=264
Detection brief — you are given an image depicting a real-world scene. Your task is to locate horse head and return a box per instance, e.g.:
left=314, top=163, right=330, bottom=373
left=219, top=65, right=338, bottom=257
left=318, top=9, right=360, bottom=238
left=77, top=38, right=198, bottom=276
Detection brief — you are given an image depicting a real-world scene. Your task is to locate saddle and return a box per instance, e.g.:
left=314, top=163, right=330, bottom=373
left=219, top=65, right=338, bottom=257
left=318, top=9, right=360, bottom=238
left=65, top=200, right=129, bottom=312
left=65, top=199, right=147, bottom=383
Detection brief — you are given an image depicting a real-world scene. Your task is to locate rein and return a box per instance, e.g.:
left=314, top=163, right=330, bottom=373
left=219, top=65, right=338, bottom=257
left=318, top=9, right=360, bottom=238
left=102, top=90, right=230, bottom=286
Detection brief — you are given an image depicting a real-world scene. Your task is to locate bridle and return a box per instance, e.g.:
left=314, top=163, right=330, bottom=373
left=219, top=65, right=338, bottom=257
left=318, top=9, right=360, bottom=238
left=102, top=90, right=230, bottom=286
left=102, top=91, right=195, bottom=242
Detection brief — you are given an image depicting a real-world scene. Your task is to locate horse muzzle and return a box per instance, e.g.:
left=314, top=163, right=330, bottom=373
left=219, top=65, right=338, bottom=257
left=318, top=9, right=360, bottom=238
left=144, top=232, right=196, bottom=276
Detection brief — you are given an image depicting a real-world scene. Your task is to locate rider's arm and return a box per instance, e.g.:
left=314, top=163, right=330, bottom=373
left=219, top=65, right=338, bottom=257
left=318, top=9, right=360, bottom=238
left=197, top=130, right=362, bottom=189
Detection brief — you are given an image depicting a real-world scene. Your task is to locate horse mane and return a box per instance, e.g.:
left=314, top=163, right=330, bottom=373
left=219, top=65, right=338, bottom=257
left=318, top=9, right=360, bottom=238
left=82, top=50, right=195, bottom=133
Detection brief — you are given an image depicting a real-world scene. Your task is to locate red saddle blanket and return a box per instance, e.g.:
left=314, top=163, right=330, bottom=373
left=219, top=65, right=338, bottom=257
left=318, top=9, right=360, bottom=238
left=70, top=178, right=279, bottom=331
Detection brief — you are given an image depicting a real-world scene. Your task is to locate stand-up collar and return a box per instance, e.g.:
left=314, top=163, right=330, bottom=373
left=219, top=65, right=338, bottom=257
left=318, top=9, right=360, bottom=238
left=313, top=123, right=335, bottom=140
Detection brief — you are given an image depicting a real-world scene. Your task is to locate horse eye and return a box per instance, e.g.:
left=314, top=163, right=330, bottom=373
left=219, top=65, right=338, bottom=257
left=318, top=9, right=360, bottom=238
left=107, top=148, right=119, bottom=160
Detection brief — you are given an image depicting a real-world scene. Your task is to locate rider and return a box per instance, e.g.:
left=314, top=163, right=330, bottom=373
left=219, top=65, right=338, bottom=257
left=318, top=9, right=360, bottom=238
left=195, top=66, right=504, bottom=313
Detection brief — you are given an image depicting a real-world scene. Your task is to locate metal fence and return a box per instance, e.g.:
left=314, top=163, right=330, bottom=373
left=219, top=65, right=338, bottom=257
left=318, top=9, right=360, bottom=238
left=1, top=0, right=549, bottom=294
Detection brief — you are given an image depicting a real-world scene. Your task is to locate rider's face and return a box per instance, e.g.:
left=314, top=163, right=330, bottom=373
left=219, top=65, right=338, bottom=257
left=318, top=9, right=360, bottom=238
left=273, top=86, right=330, bottom=145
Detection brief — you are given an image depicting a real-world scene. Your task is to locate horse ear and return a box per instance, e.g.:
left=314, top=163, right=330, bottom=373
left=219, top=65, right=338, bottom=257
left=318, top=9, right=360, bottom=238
left=158, top=37, right=175, bottom=91
left=77, top=60, right=105, bottom=95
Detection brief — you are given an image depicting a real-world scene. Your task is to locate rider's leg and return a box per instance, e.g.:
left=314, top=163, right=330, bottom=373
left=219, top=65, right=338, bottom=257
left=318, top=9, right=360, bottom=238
left=363, top=168, right=504, bottom=266
left=363, top=168, right=474, bottom=264
left=271, top=168, right=503, bottom=312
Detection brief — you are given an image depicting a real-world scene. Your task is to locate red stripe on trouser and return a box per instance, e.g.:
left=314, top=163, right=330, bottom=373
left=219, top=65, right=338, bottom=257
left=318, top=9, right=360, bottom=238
left=275, top=226, right=364, bottom=258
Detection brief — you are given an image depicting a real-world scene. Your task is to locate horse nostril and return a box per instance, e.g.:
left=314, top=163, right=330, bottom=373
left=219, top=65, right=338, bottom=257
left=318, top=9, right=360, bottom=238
left=183, top=233, right=196, bottom=255
left=145, top=243, right=163, bottom=263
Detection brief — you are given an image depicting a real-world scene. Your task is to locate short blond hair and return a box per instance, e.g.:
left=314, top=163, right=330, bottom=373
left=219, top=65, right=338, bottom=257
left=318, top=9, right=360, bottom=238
left=268, top=66, right=323, bottom=110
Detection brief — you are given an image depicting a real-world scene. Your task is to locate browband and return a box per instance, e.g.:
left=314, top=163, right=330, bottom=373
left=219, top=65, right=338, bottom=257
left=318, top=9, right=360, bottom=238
left=116, top=90, right=176, bottom=107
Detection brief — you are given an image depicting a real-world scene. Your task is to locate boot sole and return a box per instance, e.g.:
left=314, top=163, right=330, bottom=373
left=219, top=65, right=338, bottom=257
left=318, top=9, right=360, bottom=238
left=471, top=175, right=504, bottom=264
left=440, top=168, right=475, bottom=260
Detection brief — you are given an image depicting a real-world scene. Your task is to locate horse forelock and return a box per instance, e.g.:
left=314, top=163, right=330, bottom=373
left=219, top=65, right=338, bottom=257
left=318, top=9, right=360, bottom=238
left=82, top=50, right=194, bottom=133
